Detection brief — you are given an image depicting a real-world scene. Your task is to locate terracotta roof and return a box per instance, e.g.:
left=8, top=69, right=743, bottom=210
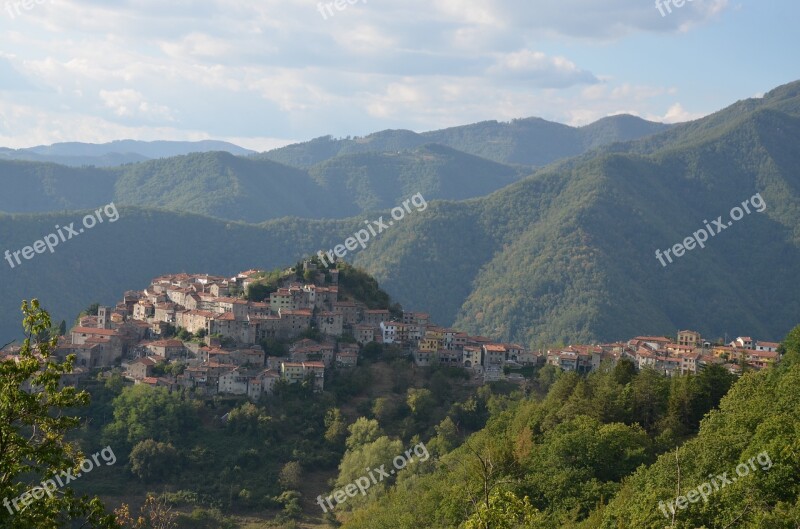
left=72, top=327, right=118, bottom=336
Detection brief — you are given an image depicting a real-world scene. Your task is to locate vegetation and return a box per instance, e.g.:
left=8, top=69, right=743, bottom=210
left=0, top=300, right=117, bottom=528
left=338, top=327, right=800, bottom=529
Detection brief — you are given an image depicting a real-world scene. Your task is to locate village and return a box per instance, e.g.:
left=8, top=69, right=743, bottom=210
left=9, top=262, right=780, bottom=401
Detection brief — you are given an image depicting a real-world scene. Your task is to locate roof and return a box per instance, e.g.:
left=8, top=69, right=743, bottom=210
left=149, top=339, right=184, bottom=348
left=71, top=327, right=118, bottom=336
left=133, top=357, right=157, bottom=366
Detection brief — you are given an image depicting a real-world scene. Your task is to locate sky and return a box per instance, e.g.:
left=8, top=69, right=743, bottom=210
left=0, top=0, right=797, bottom=152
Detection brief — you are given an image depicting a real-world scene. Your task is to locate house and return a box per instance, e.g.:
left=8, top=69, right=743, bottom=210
left=333, top=301, right=360, bottom=325
left=218, top=368, right=251, bottom=395
left=413, top=349, right=437, bottom=366
left=145, top=339, right=186, bottom=360
left=482, top=344, right=507, bottom=366
left=280, top=361, right=325, bottom=391
left=380, top=322, right=399, bottom=344
left=402, top=312, right=430, bottom=325
left=437, top=349, right=461, bottom=367
left=362, top=310, right=390, bottom=326
left=677, top=330, right=702, bottom=347
left=733, top=336, right=754, bottom=350
left=353, top=324, right=377, bottom=344
left=317, top=311, right=344, bottom=336
left=336, top=351, right=358, bottom=367
left=462, top=345, right=483, bottom=369
left=746, top=350, right=779, bottom=370
left=755, top=341, right=780, bottom=352
left=290, top=341, right=334, bottom=367
left=128, top=357, right=157, bottom=380
left=629, top=336, right=672, bottom=350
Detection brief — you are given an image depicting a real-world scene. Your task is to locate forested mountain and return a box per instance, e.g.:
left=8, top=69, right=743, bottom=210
left=0, top=140, right=254, bottom=167
left=353, top=84, right=800, bottom=345
left=0, top=145, right=527, bottom=222
left=259, top=114, right=669, bottom=168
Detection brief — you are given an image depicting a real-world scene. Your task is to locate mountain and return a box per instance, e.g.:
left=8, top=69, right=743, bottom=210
left=259, top=114, right=669, bottom=168
left=2, top=81, right=800, bottom=346
left=0, top=145, right=528, bottom=222
left=346, top=82, right=800, bottom=346
left=0, top=140, right=255, bottom=167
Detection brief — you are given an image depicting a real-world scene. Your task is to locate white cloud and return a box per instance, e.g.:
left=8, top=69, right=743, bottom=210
left=99, top=89, right=174, bottom=121
left=0, top=0, right=735, bottom=147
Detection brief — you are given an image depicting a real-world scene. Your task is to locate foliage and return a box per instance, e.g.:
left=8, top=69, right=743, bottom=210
left=0, top=300, right=118, bottom=528
left=102, top=385, right=199, bottom=449
left=129, top=440, right=180, bottom=482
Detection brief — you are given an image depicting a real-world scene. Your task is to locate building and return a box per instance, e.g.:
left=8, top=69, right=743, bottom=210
left=280, top=361, right=325, bottom=391
left=677, top=330, right=702, bottom=347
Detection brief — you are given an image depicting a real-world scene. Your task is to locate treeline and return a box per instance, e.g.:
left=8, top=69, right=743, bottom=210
left=339, top=327, right=800, bottom=528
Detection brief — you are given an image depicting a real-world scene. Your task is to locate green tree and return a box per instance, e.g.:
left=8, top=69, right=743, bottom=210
left=345, top=417, right=383, bottom=450
left=129, top=439, right=179, bottom=482
left=0, top=300, right=118, bottom=529
left=324, top=408, right=348, bottom=445
left=406, top=388, right=435, bottom=418
left=464, top=490, right=546, bottom=529
left=103, top=385, right=199, bottom=449
left=278, top=461, right=303, bottom=490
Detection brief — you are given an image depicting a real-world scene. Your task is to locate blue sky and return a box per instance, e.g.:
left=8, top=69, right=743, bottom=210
left=0, top=0, right=797, bottom=151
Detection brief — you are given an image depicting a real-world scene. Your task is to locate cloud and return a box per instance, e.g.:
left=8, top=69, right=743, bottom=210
left=488, top=50, right=598, bottom=88
left=99, top=89, right=174, bottom=122
left=0, top=0, right=732, bottom=147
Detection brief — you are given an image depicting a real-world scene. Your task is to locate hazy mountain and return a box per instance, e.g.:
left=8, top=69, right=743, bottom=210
left=0, top=145, right=528, bottom=222
left=259, top=114, right=669, bottom=168
left=0, top=140, right=254, bottom=167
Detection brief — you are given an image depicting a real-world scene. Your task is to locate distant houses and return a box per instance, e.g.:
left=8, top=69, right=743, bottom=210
left=44, top=264, right=784, bottom=402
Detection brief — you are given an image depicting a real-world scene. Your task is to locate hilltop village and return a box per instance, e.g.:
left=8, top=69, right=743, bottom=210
left=9, top=262, right=781, bottom=401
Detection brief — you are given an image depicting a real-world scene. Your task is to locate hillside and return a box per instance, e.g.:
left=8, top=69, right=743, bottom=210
left=349, top=83, right=800, bottom=345
left=259, top=114, right=669, bottom=168
left=0, top=146, right=528, bottom=223
left=336, top=328, right=800, bottom=529
left=0, top=140, right=254, bottom=167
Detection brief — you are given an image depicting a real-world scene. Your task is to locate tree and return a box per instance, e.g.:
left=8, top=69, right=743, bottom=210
left=103, top=385, right=199, bottom=449
left=279, top=461, right=303, bottom=490
left=612, top=357, right=637, bottom=385
left=464, top=490, right=546, bottom=529
left=129, top=440, right=179, bottom=482
left=406, top=388, right=435, bottom=418
left=335, top=436, right=403, bottom=509
left=0, top=300, right=118, bottom=529
left=345, top=417, right=383, bottom=450
left=57, top=320, right=67, bottom=336
left=115, top=495, right=177, bottom=529
left=324, top=408, right=347, bottom=445
left=372, top=397, right=401, bottom=423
